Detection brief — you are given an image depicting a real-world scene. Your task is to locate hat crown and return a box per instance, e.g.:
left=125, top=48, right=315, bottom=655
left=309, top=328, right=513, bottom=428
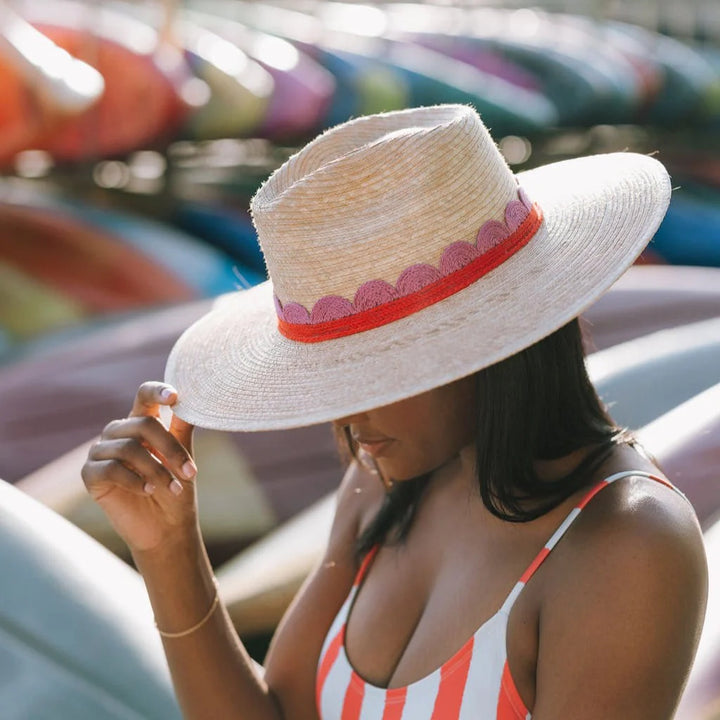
left=250, top=105, right=520, bottom=311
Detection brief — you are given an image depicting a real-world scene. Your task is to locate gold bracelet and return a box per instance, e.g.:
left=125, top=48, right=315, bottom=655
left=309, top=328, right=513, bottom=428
left=156, top=587, right=220, bottom=639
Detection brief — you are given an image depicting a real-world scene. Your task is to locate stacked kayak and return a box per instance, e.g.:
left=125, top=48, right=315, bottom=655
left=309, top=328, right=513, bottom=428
left=0, top=188, right=244, bottom=354
left=582, top=265, right=720, bottom=350
left=0, top=480, right=181, bottom=719
left=638, top=383, right=720, bottom=528
left=182, top=10, right=336, bottom=141
left=676, top=517, right=720, bottom=720
left=192, top=0, right=558, bottom=134
left=12, top=0, right=195, bottom=163
left=0, top=5, right=103, bottom=161
left=588, top=317, right=720, bottom=429
left=173, top=20, right=273, bottom=141
left=650, top=186, right=720, bottom=267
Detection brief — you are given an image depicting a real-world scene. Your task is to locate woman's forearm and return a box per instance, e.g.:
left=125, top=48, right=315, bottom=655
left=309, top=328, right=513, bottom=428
left=132, top=526, right=283, bottom=720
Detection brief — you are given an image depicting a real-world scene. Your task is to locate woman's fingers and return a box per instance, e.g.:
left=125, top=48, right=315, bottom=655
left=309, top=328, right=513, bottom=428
left=129, top=381, right=177, bottom=419
left=85, top=381, right=198, bottom=503
left=81, top=456, right=149, bottom=499
left=89, top=437, right=173, bottom=485
left=101, top=415, right=197, bottom=484
left=84, top=436, right=192, bottom=500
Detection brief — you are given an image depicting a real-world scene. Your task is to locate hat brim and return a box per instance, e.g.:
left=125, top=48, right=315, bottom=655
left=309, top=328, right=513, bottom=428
left=165, top=152, right=671, bottom=431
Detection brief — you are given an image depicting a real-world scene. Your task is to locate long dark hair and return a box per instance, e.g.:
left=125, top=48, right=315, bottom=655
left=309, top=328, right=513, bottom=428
left=335, top=317, right=635, bottom=557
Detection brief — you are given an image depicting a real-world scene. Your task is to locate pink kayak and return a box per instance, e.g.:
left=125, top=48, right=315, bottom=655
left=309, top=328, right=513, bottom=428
left=675, top=516, right=720, bottom=720
left=581, top=265, right=720, bottom=352
left=638, top=382, right=720, bottom=528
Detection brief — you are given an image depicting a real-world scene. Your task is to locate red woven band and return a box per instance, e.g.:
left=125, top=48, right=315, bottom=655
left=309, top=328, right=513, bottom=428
left=278, top=203, right=543, bottom=343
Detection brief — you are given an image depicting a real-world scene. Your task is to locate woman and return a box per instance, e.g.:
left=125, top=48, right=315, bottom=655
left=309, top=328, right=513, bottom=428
left=82, top=105, right=707, bottom=719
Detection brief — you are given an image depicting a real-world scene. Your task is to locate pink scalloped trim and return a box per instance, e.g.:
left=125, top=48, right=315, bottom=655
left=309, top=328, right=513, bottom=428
left=275, top=187, right=534, bottom=324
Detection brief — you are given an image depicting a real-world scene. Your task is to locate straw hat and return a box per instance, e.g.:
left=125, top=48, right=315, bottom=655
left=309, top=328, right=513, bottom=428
left=165, top=105, right=671, bottom=431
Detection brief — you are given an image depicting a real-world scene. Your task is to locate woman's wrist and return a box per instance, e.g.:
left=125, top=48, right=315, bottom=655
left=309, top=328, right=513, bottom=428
left=130, top=518, right=203, bottom=569
left=132, top=523, right=220, bottom=639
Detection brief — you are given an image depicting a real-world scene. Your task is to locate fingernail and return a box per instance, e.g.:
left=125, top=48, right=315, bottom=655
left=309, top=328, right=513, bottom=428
left=169, top=478, right=184, bottom=496
left=160, top=386, right=175, bottom=401
left=181, top=460, right=197, bottom=479
left=144, top=482, right=156, bottom=495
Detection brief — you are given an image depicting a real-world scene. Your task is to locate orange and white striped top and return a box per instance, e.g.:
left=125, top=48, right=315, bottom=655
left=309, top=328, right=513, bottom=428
left=316, top=470, right=680, bottom=720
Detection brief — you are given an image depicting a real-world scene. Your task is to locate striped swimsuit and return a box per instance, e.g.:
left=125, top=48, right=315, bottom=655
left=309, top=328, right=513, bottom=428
left=316, top=470, right=680, bottom=719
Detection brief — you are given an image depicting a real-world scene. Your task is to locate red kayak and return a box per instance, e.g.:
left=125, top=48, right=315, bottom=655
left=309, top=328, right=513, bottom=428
left=0, top=201, right=193, bottom=312
left=12, top=1, right=194, bottom=162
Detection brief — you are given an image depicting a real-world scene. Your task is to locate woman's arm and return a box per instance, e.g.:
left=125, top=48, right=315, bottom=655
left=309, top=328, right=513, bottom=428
left=531, top=481, right=708, bottom=719
left=132, top=526, right=282, bottom=720
left=82, top=382, right=381, bottom=720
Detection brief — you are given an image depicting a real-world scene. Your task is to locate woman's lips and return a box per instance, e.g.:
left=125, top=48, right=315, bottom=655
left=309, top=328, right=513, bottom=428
left=355, top=437, right=394, bottom=457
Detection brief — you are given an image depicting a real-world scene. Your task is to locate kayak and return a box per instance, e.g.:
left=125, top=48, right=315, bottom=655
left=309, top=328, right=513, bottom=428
left=382, top=3, right=634, bottom=126
left=609, top=21, right=720, bottom=126
left=16, top=0, right=193, bottom=161
left=0, top=260, right=86, bottom=343
left=170, top=201, right=266, bottom=277
left=0, top=480, right=180, bottom=718
left=216, top=493, right=335, bottom=635
left=5, top=187, right=243, bottom=298
left=174, top=20, right=273, bottom=141
left=192, top=1, right=409, bottom=127
left=650, top=188, right=720, bottom=267
left=581, top=265, right=720, bottom=351
left=183, top=9, right=336, bottom=141
left=0, top=299, right=213, bottom=482
left=675, top=516, right=720, bottom=720
left=0, top=201, right=194, bottom=313
left=588, top=317, right=720, bottom=429
left=638, top=382, right=720, bottom=528
left=195, top=1, right=555, bottom=134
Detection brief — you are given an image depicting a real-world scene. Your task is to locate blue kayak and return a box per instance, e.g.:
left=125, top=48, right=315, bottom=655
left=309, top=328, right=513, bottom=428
left=650, top=188, right=720, bottom=267
left=171, top=201, right=266, bottom=281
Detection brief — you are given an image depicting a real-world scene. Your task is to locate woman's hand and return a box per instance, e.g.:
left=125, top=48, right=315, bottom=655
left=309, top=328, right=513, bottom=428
left=81, top=381, right=198, bottom=554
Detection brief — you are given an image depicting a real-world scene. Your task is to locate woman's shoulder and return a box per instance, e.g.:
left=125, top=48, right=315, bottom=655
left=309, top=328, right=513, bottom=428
left=572, top=457, right=704, bottom=560
left=530, top=462, right=709, bottom=716
left=556, top=447, right=707, bottom=589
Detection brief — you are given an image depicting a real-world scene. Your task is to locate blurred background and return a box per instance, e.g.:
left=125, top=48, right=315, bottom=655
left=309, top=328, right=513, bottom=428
left=1, top=1, right=720, bottom=718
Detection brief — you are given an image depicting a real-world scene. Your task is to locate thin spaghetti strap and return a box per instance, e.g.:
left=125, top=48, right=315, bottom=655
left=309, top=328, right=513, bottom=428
left=354, top=545, right=380, bottom=588
left=501, top=470, right=681, bottom=613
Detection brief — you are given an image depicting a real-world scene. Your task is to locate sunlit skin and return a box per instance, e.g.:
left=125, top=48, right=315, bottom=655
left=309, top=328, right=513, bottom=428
left=81, top=381, right=708, bottom=720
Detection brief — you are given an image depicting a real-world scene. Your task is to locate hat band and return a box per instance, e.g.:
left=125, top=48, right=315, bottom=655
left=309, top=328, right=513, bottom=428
left=276, top=193, right=543, bottom=344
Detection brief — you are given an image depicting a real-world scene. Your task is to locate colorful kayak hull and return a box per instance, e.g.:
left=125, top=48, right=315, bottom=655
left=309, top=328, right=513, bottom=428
left=14, top=0, right=193, bottom=160
left=183, top=10, right=335, bottom=141
left=0, top=260, right=86, bottom=342
left=0, top=201, right=194, bottom=312
left=650, top=190, right=720, bottom=267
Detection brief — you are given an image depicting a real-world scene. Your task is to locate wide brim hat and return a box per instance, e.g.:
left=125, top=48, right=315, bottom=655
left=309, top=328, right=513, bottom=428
left=165, top=105, right=671, bottom=431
